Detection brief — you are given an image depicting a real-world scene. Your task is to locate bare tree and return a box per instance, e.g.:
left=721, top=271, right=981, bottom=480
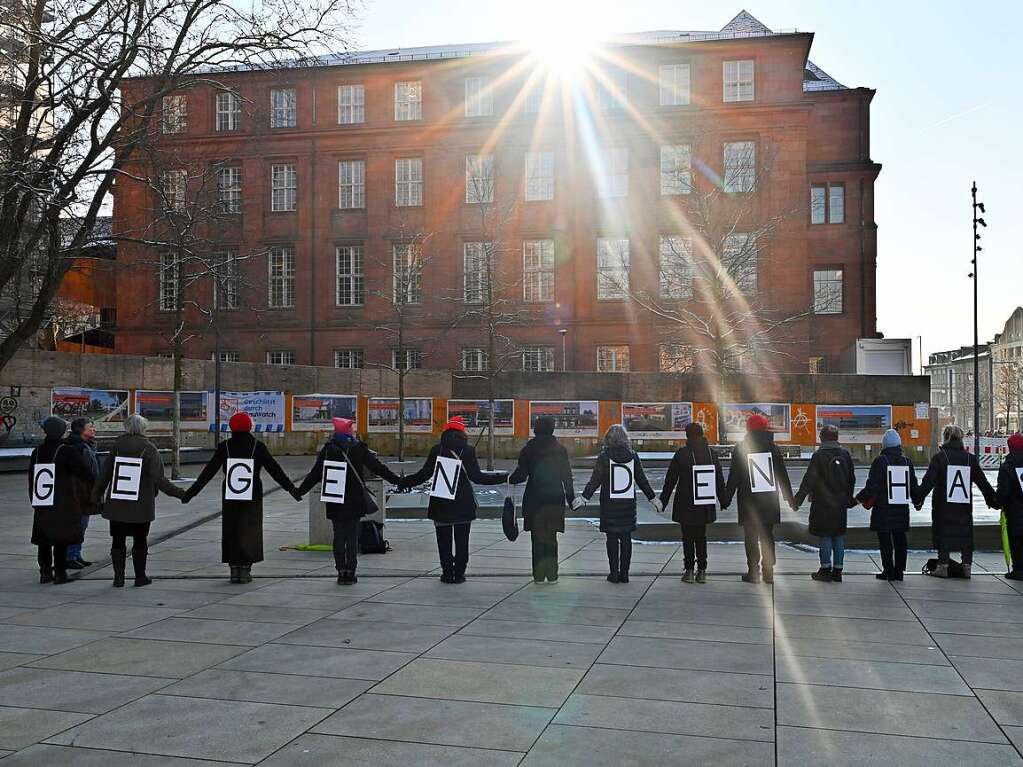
left=995, top=359, right=1023, bottom=434
left=0, top=0, right=357, bottom=372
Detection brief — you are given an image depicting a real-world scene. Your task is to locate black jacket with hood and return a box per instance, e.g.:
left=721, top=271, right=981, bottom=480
left=856, top=445, right=918, bottom=533
left=793, top=441, right=856, bottom=537
left=997, top=449, right=1023, bottom=537
left=509, top=433, right=575, bottom=534
left=582, top=445, right=655, bottom=534
left=915, top=437, right=997, bottom=551
left=659, top=436, right=725, bottom=526
left=723, top=430, right=793, bottom=527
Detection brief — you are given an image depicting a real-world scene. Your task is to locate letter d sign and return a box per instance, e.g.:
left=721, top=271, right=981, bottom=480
left=225, top=459, right=255, bottom=501
left=31, top=463, right=56, bottom=507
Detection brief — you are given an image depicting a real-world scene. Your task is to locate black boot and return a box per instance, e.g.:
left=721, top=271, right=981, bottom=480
left=132, top=547, right=152, bottom=587
left=812, top=567, right=832, bottom=582
left=239, top=565, right=252, bottom=584
left=111, top=549, right=126, bottom=588
left=53, top=568, right=71, bottom=585
left=229, top=566, right=241, bottom=584
left=39, top=567, right=53, bottom=584
left=831, top=568, right=843, bottom=583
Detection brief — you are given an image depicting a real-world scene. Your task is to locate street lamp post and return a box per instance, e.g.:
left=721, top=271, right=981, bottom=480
left=970, top=182, right=986, bottom=451
left=558, top=328, right=568, bottom=372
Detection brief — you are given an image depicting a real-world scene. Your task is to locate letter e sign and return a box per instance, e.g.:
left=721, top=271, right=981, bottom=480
left=692, top=465, right=717, bottom=506
left=110, top=457, right=144, bottom=502
left=320, top=460, right=348, bottom=504
left=225, top=458, right=255, bottom=501
left=31, top=463, right=56, bottom=506
left=748, top=453, right=776, bottom=494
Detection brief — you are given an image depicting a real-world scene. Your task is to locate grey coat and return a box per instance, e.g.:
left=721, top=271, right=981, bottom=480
left=93, top=434, right=186, bottom=523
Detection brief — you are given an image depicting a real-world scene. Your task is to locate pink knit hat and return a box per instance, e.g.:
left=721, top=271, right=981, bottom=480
left=332, top=417, right=354, bottom=435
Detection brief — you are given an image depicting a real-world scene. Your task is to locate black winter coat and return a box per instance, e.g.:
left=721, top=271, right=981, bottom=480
left=582, top=446, right=655, bottom=534
left=29, top=437, right=96, bottom=546
left=66, top=434, right=101, bottom=516
left=659, top=438, right=725, bottom=526
left=997, top=450, right=1023, bottom=537
left=298, top=437, right=401, bottom=522
left=856, top=446, right=918, bottom=533
left=509, top=434, right=575, bottom=534
left=915, top=439, right=997, bottom=552
left=793, top=442, right=856, bottom=537
left=723, top=431, right=793, bottom=527
left=403, top=429, right=508, bottom=525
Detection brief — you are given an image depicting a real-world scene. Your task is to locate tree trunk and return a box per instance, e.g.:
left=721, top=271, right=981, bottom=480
left=397, top=368, right=405, bottom=463
left=486, top=332, right=496, bottom=470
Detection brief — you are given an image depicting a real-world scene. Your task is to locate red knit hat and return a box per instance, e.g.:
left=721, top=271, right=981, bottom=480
left=1009, top=433, right=1023, bottom=453
left=444, top=416, right=466, bottom=433
left=746, top=414, right=770, bottom=433
left=229, top=412, right=254, bottom=433
left=332, top=417, right=354, bottom=435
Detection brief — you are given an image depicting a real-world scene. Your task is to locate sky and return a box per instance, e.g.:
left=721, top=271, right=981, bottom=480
left=351, top=0, right=1022, bottom=371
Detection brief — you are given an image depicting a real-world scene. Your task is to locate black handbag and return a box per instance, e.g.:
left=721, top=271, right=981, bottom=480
left=502, top=495, right=519, bottom=541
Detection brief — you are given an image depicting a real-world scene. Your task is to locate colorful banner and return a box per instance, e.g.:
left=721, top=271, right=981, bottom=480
left=367, top=397, right=433, bottom=433
left=722, top=403, right=791, bottom=441
left=447, top=400, right=515, bottom=436
left=135, top=391, right=209, bottom=430
left=210, top=391, right=285, bottom=432
left=621, top=402, right=693, bottom=439
left=292, top=394, right=357, bottom=432
left=51, top=388, right=129, bottom=431
left=816, top=404, right=892, bottom=444
left=529, top=400, right=600, bottom=437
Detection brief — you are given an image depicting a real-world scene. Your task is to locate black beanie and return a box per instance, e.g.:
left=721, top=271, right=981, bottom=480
left=42, top=416, right=67, bottom=439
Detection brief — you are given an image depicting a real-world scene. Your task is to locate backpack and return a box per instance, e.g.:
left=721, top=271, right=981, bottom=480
left=922, top=557, right=968, bottom=578
left=824, top=451, right=855, bottom=508
left=359, top=520, right=390, bottom=554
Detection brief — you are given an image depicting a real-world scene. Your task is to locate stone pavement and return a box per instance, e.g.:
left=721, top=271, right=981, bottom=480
left=3, top=492, right=1023, bottom=764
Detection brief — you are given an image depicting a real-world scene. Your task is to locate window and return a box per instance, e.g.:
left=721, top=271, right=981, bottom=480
left=267, top=350, right=295, bottom=366
left=392, top=243, right=422, bottom=304
left=214, top=251, right=239, bottom=310
left=215, top=91, right=240, bottom=132
left=597, top=237, right=629, bottom=299
left=394, top=81, right=422, bottom=121
left=268, top=246, right=296, bottom=308
left=599, top=147, right=628, bottom=198
left=524, top=82, right=544, bottom=114
left=335, top=245, right=364, bottom=306
left=659, top=236, right=693, bottom=299
left=659, top=343, right=695, bottom=373
left=338, top=84, right=365, bottom=124
left=523, top=239, right=555, bottom=302
left=829, top=184, right=845, bottom=224
left=338, top=160, right=365, bottom=209
left=660, top=145, right=692, bottom=195
left=464, top=77, right=493, bottom=117
left=659, top=64, right=691, bottom=106
left=461, top=347, right=489, bottom=372
left=334, top=349, right=364, bottom=369
left=270, top=88, right=296, bottom=128
left=808, top=356, right=827, bottom=375
left=722, top=233, right=757, bottom=295
left=813, top=268, right=843, bottom=314
left=392, top=348, right=423, bottom=370
left=395, top=158, right=423, bottom=207
left=597, top=67, right=627, bottom=110
left=161, top=170, right=186, bottom=211
left=465, top=154, right=494, bottom=204
left=723, top=141, right=756, bottom=193
left=463, top=242, right=490, bottom=303
left=522, top=346, right=555, bottom=372
left=525, top=151, right=554, bottom=201
left=215, top=351, right=240, bottom=363
left=811, top=183, right=845, bottom=224
left=597, top=345, right=630, bottom=373
left=159, top=253, right=178, bottom=311
left=161, top=95, right=187, bottom=134
left=810, top=185, right=827, bottom=225
left=270, top=163, right=296, bottom=212
left=216, top=167, right=241, bottom=213
left=723, top=59, right=754, bottom=102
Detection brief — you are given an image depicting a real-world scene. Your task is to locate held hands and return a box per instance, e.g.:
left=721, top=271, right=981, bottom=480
left=571, top=497, right=586, bottom=511
left=651, top=498, right=663, bottom=515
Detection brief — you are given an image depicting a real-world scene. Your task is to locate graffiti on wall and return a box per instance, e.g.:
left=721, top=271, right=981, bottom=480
left=0, top=386, right=20, bottom=440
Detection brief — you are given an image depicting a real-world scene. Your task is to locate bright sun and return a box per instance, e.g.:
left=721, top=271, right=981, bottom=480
left=525, top=27, right=598, bottom=80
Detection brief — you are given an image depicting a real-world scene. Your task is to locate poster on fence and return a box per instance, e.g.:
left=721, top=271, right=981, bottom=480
left=51, top=388, right=129, bottom=431
left=816, top=405, right=892, bottom=444
left=135, top=391, right=209, bottom=430
left=722, top=403, right=791, bottom=442
left=292, top=394, right=358, bottom=432
left=447, top=400, right=514, bottom=436
left=621, top=402, right=693, bottom=439
left=367, top=397, right=433, bottom=433
left=210, top=391, right=285, bottom=432
left=529, top=401, right=600, bottom=437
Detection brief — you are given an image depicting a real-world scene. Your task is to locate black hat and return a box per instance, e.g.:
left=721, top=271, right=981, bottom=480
left=41, top=416, right=67, bottom=439
left=502, top=495, right=519, bottom=542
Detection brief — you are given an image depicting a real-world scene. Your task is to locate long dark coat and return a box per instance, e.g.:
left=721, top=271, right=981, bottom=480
left=915, top=439, right=996, bottom=552
left=185, top=434, right=298, bottom=564
left=659, top=437, right=725, bottom=526
left=403, top=429, right=508, bottom=525
left=723, top=431, right=794, bottom=528
left=29, top=437, right=95, bottom=546
left=95, top=434, right=186, bottom=524
left=581, top=445, right=656, bottom=534
left=856, top=446, right=918, bottom=533
left=508, top=433, right=575, bottom=535
left=793, top=443, right=856, bottom=537
left=66, top=434, right=101, bottom=516
left=297, top=436, right=401, bottom=522
left=997, top=450, right=1023, bottom=537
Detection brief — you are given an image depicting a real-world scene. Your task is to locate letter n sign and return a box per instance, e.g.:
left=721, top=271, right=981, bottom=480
left=609, top=459, right=636, bottom=499
left=692, top=465, right=717, bottom=506
left=946, top=465, right=971, bottom=504
left=31, top=463, right=56, bottom=506
left=320, top=460, right=348, bottom=504
left=887, top=465, right=910, bottom=505
left=225, top=458, right=255, bottom=501
left=110, top=457, right=143, bottom=502
left=748, top=453, right=776, bottom=494
left=430, top=456, right=462, bottom=500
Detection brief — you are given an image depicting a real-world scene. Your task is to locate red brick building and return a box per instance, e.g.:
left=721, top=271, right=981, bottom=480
left=113, top=10, right=880, bottom=374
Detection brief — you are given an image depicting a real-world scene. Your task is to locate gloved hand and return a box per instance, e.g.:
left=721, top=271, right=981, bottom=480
left=571, top=497, right=586, bottom=511
left=651, top=498, right=663, bottom=514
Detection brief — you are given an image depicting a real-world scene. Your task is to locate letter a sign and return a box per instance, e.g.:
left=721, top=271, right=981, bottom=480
left=31, top=463, right=56, bottom=507
left=692, top=465, right=717, bottom=506
left=748, top=453, right=776, bottom=494
left=430, top=456, right=462, bottom=500
left=609, top=459, right=636, bottom=499
left=320, top=460, right=348, bottom=504
left=225, top=459, right=255, bottom=501
left=887, top=465, right=911, bottom=505
left=946, top=465, right=971, bottom=504
left=110, top=457, right=144, bottom=502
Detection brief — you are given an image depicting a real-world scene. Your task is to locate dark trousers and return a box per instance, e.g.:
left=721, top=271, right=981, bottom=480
left=877, top=531, right=908, bottom=574
left=332, top=518, right=359, bottom=573
left=110, top=521, right=151, bottom=554
left=436, top=523, right=471, bottom=576
left=938, top=546, right=973, bottom=565
left=743, top=521, right=775, bottom=572
left=530, top=531, right=559, bottom=581
left=38, top=545, right=68, bottom=575
left=681, top=524, right=708, bottom=570
left=605, top=532, right=632, bottom=575
left=1010, top=533, right=1023, bottom=573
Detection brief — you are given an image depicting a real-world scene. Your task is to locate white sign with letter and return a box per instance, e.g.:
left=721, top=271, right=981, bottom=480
left=320, top=460, right=348, bottom=504
left=609, top=459, right=636, bottom=499
left=886, top=465, right=910, bottom=505
left=946, top=465, right=971, bottom=504
left=31, top=463, right=56, bottom=507
left=1017, top=467, right=1023, bottom=494
left=692, top=465, right=717, bottom=506
left=430, top=456, right=462, bottom=500
left=225, top=458, right=255, bottom=501
left=748, top=453, right=777, bottom=494
left=110, top=457, right=143, bottom=502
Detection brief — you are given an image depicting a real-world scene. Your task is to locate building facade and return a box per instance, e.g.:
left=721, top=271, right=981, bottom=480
left=991, top=306, right=1023, bottom=433
left=113, top=11, right=880, bottom=374
left=925, top=345, right=995, bottom=434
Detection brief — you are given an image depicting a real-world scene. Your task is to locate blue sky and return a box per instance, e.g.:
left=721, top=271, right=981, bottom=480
left=354, top=0, right=1022, bottom=368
